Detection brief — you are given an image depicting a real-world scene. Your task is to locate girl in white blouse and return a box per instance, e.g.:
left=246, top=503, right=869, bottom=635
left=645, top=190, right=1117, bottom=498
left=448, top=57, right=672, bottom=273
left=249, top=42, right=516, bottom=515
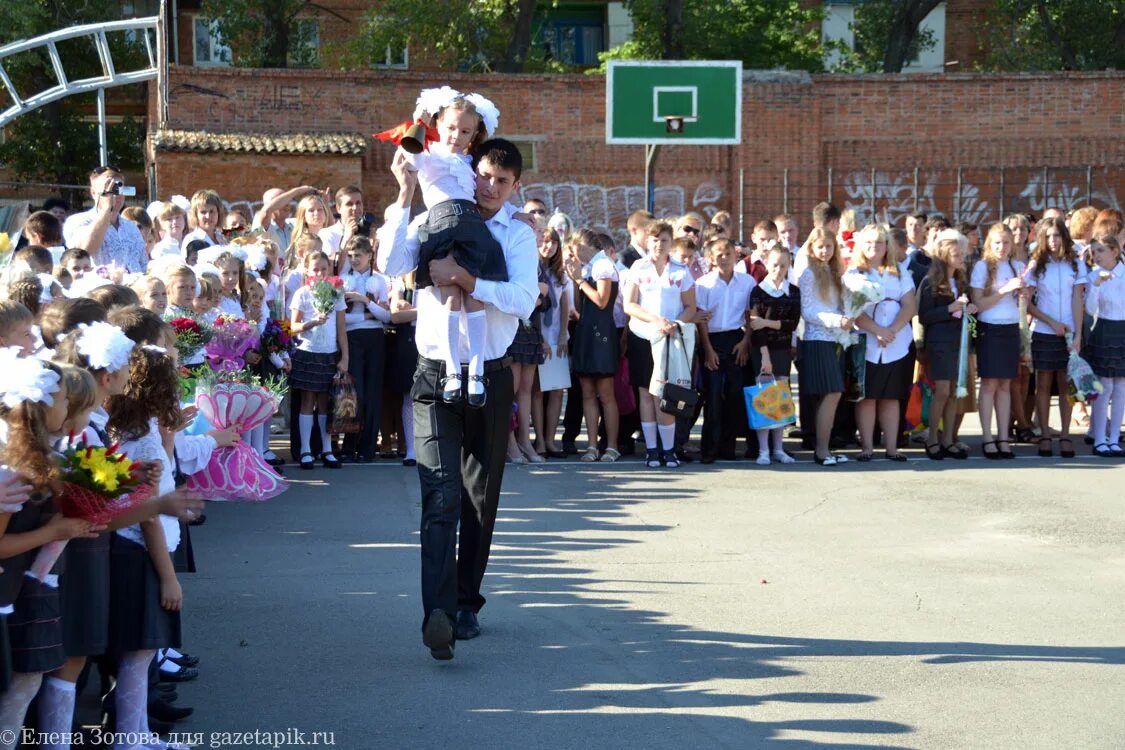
left=847, top=225, right=916, bottom=461
left=798, top=228, right=852, bottom=466
left=1027, top=217, right=1085, bottom=458
left=1083, top=235, right=1125, bottom=456
left=971, top=223, right=1028, bottom=459
left=624, top=221, right=697, bottom=469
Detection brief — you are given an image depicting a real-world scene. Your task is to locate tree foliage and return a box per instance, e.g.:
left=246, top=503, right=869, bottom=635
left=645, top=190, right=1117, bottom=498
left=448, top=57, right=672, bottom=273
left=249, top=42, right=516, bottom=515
left=599, top=0, right=829, bottom=72
left=982, top=0, right=1125, bottom=71
left=0, top=0, right=146, bottom=198
left=338, top=0, right=552, bottom=73
left=199, top=0, right=323, bottom=68
left=830, top=0, right=941, bottom=73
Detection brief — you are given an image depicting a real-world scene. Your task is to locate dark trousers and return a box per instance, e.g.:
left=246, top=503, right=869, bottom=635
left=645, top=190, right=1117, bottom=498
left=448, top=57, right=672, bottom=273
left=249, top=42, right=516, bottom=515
left=561, top=320, right=583, bottom=445
left=414, top=357, right=514, bottom=625
left=342, top=328, right=386, bottom=458
left=701, top=331, right=745, bottom=457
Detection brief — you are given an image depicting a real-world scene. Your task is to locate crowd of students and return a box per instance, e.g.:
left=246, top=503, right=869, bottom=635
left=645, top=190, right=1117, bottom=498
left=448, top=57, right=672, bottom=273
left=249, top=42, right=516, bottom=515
left=0, top=157, right=1123, bottom=740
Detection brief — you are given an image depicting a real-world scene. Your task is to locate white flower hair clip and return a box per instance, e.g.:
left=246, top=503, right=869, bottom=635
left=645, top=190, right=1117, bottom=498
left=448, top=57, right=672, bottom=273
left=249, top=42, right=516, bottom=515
left=464, top=93, right=499, bottom=138
left=243, top=243, right=269, bottom=274
left=414, top=86, right=462, bottom=122
left=76, top=321, right=135, bottom=373
left=141, top=344, right=167, bottom=354
left=0, top=346, right=60, bottom=409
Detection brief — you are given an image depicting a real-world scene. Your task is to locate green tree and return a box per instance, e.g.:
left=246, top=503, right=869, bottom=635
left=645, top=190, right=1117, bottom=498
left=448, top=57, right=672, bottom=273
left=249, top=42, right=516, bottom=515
left=831, top=0, right=942, bottom=73
left=199, top=0, right=327, bottom=68
left=0, top=0, right=147, bottom=202
left=600, top=0, right=829, bottom=71
left=339, top=0, right=549, bottom=73
left=982, top=0, right=1125, bottom=71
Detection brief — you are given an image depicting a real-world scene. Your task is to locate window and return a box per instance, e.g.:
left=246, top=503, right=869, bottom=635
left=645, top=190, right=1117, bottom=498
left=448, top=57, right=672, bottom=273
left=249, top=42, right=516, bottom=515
left=537, top=5, right=607, bottom=67
left=371, top=45, right=408, bottom=69
left=193, top=17, right=231, bottom=67
left=288, top=18, right=320, bottom=68
left=508, top=139, right=539, bottom=173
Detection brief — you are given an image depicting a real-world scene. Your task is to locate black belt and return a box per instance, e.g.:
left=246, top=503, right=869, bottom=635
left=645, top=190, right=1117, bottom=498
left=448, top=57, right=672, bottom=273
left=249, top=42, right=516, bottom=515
left=418, top=356, right=512, bottom=375
left=428, top=199, right=480, bottom=222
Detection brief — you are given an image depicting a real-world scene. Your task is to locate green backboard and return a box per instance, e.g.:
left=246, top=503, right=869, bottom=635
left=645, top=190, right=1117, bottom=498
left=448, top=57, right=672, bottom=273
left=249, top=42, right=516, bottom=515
left=606, top=60, right=742, bottom=145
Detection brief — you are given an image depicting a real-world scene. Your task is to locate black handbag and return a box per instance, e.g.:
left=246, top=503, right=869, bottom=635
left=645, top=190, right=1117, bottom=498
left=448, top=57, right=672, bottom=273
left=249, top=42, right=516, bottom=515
left=658, top=324, right=699, bottom=418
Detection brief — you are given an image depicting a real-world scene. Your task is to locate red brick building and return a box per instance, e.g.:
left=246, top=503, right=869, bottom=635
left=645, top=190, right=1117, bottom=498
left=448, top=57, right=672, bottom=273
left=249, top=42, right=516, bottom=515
left=150, top=64, right=1125, bottom=246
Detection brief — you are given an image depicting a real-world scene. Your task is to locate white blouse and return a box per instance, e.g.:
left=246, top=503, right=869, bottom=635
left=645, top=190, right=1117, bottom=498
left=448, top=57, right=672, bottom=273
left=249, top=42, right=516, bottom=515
left=405, top=147, right=476, bottom=208
left=290, top=284, right=346, bottom=354
left=971, top=259, right=1026, bottom=325
left=343, top=270, right=392, bottom=332
left=1028, top=258, right=1083, bottom=332
left=846, top=268, right=915, bottom=364
left=1085, top=263, right=1125, bottom=322
left=626, top=256, right=695, bottom=336
left=116, top=419, right=180, bottom=553
left=798, top=268, right=845, bottom=344
left=695, top=269, right=754, bottom=333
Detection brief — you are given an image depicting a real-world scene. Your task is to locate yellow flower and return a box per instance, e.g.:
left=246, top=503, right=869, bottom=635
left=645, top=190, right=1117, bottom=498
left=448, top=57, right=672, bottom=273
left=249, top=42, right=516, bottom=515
left=0, top=232, right=10, bottom=257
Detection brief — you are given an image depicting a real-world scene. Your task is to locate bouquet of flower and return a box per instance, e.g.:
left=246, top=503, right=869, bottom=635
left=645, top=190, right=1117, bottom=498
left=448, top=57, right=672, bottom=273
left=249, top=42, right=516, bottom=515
left=169, top=316, right=212, bottom=363
left=30, top=440, right=152, bottom=582
left=260, top=318, right=295, bottom=369
left=1066, top=333, right=1103, bottom=404
left=186, top=378, right=288, bottom=502
left=955, top=312, right=978, bottom=398
left=834, top=272, right=883, bottom=346
left=205, top=315, right=260, bottom=373
left=308, top=276, right=344, bottom=315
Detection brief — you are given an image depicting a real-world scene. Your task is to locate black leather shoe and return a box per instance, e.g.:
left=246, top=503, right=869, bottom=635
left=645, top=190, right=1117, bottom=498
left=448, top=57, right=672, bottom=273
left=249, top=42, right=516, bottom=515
left=338, top=453, right=356, bottom=464
left=321, top=452, right=341, bottom=469
left=455, top=610, right=481, bottom=640
left=423, top=609, right=455, bottom=660
left=168, top=652, right=199, bottom=668
left=440, top=375, right=463, bottom=404
left=159, top=665, right=198, bottom=683
left=674, top=449, right=694, bottom=464
left=466, top=376, right=488, bottom=408
left=402, top=458, right=417, bottom=467
left=149, top=698, right=194, bottom=722
left=355, top=455, right=373, bottom=465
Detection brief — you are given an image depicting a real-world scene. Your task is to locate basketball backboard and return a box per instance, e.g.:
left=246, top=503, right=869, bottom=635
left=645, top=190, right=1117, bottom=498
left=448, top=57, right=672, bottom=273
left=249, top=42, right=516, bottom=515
left=606, top=60, right=742, bottom=145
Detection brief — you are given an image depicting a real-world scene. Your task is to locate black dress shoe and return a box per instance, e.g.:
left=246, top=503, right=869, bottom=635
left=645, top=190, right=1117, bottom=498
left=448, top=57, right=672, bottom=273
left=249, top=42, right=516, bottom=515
left=618, top=438, right=635, bottom=456
left=700, top=455, right=717, bottom=465
left=149, top=698, right=194, bottom=722
left=355, top=455, right=373, bottom=465
left=402, top=458, right=417, bottom=467
left=159, top=665, right=198, bottom=683
left=338, top=453, right=356, bottom=464
left=466, top=376, right=488, bottom=408
left=561, top=442, right=577, bottom=456
left=423, top=609, right=455, bottom=660
left=455, top=610, right=481, bottom=640
left=321, top=452, right=341, bottom=469
left=674, top=449, right=694, bottom=464
left=168, top=652, right=199, bottom=668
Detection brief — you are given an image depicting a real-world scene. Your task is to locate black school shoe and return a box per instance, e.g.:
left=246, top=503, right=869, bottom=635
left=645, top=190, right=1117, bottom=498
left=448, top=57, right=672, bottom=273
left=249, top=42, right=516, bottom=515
left=423, top=609, right=455, bottom=661
left=321, top=452, right=341, bottom=469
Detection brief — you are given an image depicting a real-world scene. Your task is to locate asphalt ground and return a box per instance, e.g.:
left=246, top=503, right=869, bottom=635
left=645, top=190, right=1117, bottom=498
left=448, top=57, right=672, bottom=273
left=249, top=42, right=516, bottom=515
left=147, top=420, right=1125, bottom=750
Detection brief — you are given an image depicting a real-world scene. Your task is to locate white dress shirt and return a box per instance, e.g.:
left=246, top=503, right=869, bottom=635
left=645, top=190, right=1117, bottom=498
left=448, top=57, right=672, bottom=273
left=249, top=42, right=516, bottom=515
left=694, top=269, right=754, bottom=333
left=971, top=259, right=1025, bottom=324
left=63, top=209, right=148, bottom=272
left=405, top=146, right=476, bottom=208
left=290, top=285, right=346, bottom=354
left=343, top=269, right=392, bottom=331
left=377, top=201, right=538, bottom=362
left=1028, top=258, right=1083, bottom=332
left=1086, top=263, right=1125, bottom=322
left=117, top=418, right=180, bottom=553
left=847, top=267, right=915, bottom=364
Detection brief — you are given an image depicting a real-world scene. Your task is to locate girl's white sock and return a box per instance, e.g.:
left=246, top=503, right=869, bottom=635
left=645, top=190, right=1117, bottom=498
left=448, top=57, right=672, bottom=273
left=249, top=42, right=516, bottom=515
left=1111, top=378, right=1125, bottom=446
left=115, top=650, right=155, bottom=746
left=317, top=414, right=332, bottom=456
left=37, top=676, right=76, bottom=749
left=298, top=413, right=314, bottom=455
left=641, top=422, right=658, bottom=450
left=0, top=672, right=42, bottom=747
left=466, top=311, right=488, bottom=395
left=444, top=308, right=462, bottom=387
left=657, top=423, right=676, bottom=452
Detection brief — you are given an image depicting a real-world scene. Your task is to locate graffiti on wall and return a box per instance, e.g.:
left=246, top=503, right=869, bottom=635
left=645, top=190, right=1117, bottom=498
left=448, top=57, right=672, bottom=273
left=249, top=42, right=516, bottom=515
left=519, top=180, right=724, bottom=247
left=841, top=170, right=1123, bottom=228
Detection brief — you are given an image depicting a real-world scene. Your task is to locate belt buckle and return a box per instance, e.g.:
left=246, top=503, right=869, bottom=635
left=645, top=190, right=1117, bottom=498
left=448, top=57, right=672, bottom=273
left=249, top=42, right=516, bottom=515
left=453, top=203, right=463, bottom=217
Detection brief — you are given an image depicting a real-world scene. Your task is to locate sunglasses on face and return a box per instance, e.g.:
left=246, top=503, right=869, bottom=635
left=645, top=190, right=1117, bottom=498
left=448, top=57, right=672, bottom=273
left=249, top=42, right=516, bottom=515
left=528, top=208, right=547, bottom=216
left=682, top=226, right=701, bottom=235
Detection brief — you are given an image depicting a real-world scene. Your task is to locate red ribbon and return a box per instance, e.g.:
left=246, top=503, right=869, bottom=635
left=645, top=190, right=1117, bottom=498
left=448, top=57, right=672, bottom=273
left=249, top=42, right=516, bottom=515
left=373, top=119, right=439, bottom=150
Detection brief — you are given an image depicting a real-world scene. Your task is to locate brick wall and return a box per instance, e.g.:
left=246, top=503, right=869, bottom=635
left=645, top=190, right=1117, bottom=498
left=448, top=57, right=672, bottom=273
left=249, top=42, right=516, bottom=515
left=150, top=66, right=1125, bottom=244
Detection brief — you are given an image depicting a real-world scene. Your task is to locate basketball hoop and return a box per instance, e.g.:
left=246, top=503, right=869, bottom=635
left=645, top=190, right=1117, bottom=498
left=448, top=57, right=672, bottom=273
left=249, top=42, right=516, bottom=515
left=664, top=115, right=685, bottom=135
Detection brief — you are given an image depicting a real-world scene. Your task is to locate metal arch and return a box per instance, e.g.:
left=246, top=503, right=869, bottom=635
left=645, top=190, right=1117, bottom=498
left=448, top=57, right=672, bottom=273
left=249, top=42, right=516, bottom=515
left=0, top=9, right=167, bottom=166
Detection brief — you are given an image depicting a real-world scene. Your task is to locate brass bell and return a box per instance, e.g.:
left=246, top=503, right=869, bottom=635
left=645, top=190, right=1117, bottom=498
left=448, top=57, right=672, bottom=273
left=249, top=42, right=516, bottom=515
left=400, top=122, right=428, bottom=154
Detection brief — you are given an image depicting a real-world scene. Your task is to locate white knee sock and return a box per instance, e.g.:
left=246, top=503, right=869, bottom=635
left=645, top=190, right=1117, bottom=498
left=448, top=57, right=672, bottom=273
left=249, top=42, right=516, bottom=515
left=641, top=421, right=658, bottom=449
left=37, top=676, right=76, bottom=749
left=317, top=414, right=332, bottom=455
left=0, top=672, right=43, bottom=747
left=299, top=413, right=313, bottom=454
left=466, top=311, right=487, bottom=395
left=756, top=429, right=770, bottom=454
left=114, top=650, right=154, bottom=747
left=657, top=423, right=676, bottom=452
left=401, top=398, right=415, bottom=460
left=1111, top=378, right=1125, bottom=446
left=444, top=308, right=462, bottom=384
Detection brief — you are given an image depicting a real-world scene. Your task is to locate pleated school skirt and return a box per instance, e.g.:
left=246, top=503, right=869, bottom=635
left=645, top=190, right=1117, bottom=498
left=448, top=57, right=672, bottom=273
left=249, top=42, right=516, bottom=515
left=60, top=533, right=111, bottom=657
left=798, top=340, right=845, bottom=396
left=290, top=349, right=338, bottom=393
left=1084, top=318, right=1125, bottom=378
left=8, top=575, right=65, bottom=673
left=108, top=536, right=182, bottom=652
left=976, top=322, right=1020, bottom=379
left=1031, top=331, right=1069, bottom=372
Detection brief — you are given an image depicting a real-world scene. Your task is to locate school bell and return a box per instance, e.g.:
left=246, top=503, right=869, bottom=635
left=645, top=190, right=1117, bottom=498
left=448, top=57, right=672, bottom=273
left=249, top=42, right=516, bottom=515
left=400, top=123, right=428, bottom=154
